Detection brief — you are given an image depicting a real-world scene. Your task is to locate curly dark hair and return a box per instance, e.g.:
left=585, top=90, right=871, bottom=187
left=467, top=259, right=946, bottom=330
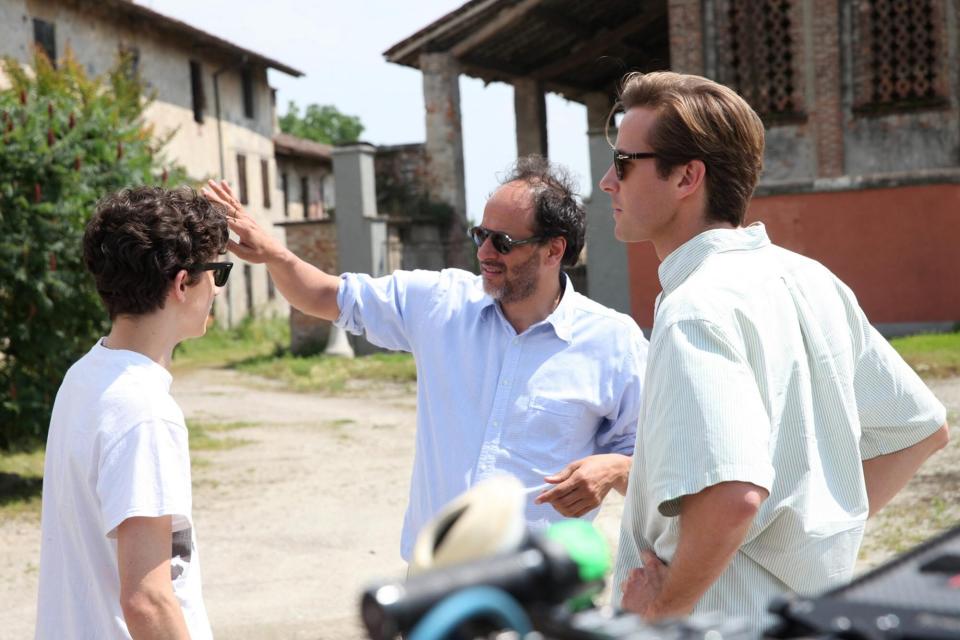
left=501, top=155, right=585, bottom=267
left=83, top=186, right=229, bottom=319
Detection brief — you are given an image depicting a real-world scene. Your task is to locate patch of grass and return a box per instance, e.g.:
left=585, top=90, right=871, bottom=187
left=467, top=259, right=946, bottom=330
left=890, top=330, right=960, bottom=378
left=172, top=316, right=289, bottom=371
left=235, top=352, right=417, bottom=394
left=187, top=420, right=255, bottom=452
left=0, top=447, right=45, bottom=517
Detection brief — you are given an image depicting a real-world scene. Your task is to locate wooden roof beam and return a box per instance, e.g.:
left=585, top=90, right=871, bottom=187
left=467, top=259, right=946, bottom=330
left=450, top=0, right=547, bottom=58
left=530, top=6, right=595, bottom=39
left=530, top=9, right=665, bottom=81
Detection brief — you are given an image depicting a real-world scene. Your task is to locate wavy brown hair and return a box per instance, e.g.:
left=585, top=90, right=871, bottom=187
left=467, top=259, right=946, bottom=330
left=83, top=186, right=229, bottom=319
left=501, top=155, right=585, bottom=266
left=615, top=71, right=765, bottom=226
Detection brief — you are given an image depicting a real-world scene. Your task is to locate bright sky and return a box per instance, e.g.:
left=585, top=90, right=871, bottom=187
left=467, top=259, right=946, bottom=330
left=136, top=0, right=594, bottom=222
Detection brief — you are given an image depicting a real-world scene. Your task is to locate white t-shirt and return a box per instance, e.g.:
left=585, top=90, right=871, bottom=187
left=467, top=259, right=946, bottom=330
left=36, top=340, right=212, bottom=639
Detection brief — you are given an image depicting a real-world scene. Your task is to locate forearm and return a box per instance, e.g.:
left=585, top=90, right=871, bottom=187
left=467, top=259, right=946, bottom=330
left=266, top=248, right=342, bottom=320
left=649, top=483, right=765, bottom=619
left=863, top=423, right=949, bottom=517
left=608, top=453, right=631, bottom=495
left=122, top=590, right=190, bottom=640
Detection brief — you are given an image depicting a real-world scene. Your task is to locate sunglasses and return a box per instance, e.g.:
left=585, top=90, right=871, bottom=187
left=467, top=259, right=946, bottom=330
left=191, top=262, right=233, bottom=287
left=468, top=226, right=544, bottom=255
left=612, top=149, right=660, bottom=180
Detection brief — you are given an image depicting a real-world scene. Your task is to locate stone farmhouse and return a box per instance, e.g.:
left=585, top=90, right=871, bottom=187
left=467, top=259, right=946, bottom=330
left=0, top=0, right=305, bottom=326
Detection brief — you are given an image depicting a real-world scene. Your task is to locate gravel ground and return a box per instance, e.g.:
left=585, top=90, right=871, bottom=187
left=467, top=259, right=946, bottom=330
left=0, top=369, right=956, bottom=639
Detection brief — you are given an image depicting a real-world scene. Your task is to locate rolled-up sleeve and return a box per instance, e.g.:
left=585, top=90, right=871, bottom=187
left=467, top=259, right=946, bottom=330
left=595, top=331, right=647, bottom=455
left=335, top=270, right=440, bottom=352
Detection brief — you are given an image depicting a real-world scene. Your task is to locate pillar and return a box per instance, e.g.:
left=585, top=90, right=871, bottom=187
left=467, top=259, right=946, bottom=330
left=514, top=78, right=548, bottom=157
left=583, top=92, right=631, bottom=316
left=420, top=52, right=470, bottom=268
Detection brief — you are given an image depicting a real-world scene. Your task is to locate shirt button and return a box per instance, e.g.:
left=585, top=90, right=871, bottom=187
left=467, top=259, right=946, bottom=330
left=501, top=379, right=509, bottom=386
left=493, top=421, right=499, bottom=427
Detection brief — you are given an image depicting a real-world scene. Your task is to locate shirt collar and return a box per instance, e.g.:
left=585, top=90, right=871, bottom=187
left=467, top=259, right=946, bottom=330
left=658, top=222, right=771, bottom=294
left=545, top=273, right=576, bottom=343
left=478, top=272, right=576, bottom=343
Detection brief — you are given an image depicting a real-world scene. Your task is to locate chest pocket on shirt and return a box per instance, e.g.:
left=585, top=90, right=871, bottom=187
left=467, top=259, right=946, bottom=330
left=504, top=396, right=585, bottom=465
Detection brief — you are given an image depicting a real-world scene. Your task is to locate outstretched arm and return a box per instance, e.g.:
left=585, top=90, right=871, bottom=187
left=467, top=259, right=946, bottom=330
left=863, top=422, right=949, bottom=517
left=203, top=179, right=341, bottom=320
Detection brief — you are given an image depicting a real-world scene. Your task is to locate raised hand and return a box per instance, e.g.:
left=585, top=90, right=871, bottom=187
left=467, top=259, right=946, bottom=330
left=201, top=179, right=285, bottom=264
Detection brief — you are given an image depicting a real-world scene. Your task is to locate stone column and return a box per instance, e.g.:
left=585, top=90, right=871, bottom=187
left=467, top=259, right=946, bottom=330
left=668, top=0, right=706, bottom=75
left=332, top=143, right=388, bottom=355
left=583, top=92, right=631, bottom=315
left=421, top=52, right=470, bottom=268
left=513, top=78, right=548, bottom=157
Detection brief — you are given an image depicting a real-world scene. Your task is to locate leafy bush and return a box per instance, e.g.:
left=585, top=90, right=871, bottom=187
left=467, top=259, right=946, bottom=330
left=0, top=51, right=185, bottom=448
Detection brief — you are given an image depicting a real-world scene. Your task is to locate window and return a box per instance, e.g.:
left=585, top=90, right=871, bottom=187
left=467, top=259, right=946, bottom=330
left=243, top=264, right=254, bottom=314
left=189, top=60, right=205, bottom=124
left=236, top=154, right=249, bottom=205
left=241, top=67, right=255, bottom=119
left=855, top=0, right=946, bottom=113
left=281, top=172, right=289, bottom=218
left=261, top=159, right=271, bottom=208
left=301, top=176, right=309, bottom=219
left=716, top=0, right=804, bottom=123
left=32, top=18, right=56, bottom=66
left=119, top=44, right=140, bottom=78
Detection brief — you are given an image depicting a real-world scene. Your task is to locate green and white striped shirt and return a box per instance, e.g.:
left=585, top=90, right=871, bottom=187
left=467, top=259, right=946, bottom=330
left=612, top=223, right=946, bottom=633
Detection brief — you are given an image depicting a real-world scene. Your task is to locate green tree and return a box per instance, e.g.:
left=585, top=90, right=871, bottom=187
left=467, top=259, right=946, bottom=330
left=0, top=51, right=186, bottom=449
left=279, top=101, right=364, bottom=145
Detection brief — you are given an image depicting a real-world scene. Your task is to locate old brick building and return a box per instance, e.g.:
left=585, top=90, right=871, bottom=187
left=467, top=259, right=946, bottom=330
left=387, top=0, right=959, bottom=335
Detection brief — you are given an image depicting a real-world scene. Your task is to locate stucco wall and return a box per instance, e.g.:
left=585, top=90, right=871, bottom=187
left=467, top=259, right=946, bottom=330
left=0, top=0, right=288, bottom=326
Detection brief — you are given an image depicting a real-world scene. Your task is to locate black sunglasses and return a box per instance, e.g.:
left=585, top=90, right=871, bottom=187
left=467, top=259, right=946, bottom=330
left=190, top=262, right=233, bottom=287
left=613, top=149, right=660, bottom=180
left=468, top=226, right=544, bottom=255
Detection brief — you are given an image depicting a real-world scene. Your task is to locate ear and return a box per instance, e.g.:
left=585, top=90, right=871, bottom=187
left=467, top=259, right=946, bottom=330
left=544, top=236, right=567, bottom=267
left=169, top=269, right=191, bottom=304
left=675, top=159, right=707, bottom=199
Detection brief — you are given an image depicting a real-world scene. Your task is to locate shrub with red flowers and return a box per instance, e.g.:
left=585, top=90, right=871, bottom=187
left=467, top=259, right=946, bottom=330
left=0, top=51, right=186, bottom=448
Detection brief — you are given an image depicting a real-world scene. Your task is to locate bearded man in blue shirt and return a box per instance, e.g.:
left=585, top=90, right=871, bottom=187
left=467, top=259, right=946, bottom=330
left=205, top=156, right=648, bottom=561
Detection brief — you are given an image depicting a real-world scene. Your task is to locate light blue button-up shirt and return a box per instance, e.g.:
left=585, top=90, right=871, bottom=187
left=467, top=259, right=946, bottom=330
left=336, top=268, right=648, bottom=560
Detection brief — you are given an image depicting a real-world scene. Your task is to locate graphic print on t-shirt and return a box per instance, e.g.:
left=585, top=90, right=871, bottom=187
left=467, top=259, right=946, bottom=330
left=171, top=528, right=192, bottom=580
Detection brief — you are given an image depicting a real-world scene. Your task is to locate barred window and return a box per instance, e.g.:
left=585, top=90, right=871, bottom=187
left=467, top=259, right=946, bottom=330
left=857, top=0, right=945, bottom=111
left=717, top=0, right=803, bottom=122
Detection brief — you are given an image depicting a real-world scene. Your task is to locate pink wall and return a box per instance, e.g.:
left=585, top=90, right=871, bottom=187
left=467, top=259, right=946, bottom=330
left=628, top=183, right=960, bottom=328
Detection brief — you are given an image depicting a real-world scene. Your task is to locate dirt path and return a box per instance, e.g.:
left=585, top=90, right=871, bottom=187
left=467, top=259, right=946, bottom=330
left=0, top=369, right=956, bottom=639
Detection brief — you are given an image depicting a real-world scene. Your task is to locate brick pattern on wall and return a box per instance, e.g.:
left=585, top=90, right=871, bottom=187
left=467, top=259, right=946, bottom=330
left=853, top=0, right=949, bottom=112
left=668, top=0, right=705, bottom=74
left=810, top=0, right=845, bottom=177
left=716, top=0, right=806, bottom=122
left=283, top=221, right=338, bottom=354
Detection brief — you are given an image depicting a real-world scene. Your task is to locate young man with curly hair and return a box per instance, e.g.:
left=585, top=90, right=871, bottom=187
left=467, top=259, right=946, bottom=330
left=36, top=187, right=231, bottom=639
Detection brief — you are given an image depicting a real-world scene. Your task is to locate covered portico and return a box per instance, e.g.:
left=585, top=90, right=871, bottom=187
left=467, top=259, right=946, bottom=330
left=384, top=0, right=686, bottom=314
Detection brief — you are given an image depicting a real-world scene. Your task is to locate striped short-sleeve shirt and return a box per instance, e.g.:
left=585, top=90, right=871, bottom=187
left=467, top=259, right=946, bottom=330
left=612, top=223, right=946, bottom=633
